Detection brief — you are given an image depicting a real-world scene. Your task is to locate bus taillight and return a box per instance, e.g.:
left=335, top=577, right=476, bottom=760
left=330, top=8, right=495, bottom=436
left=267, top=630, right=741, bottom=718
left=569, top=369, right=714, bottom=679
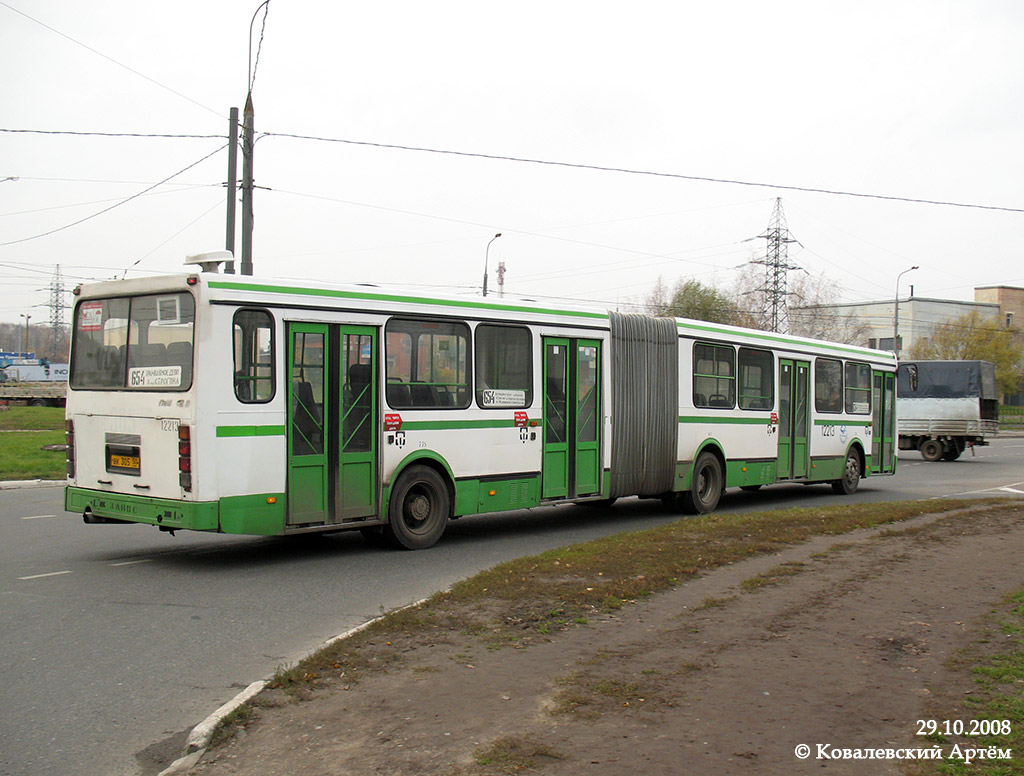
left=178, top=424, right=192, bottom=492
left=65, top=419, right=75, bottom=478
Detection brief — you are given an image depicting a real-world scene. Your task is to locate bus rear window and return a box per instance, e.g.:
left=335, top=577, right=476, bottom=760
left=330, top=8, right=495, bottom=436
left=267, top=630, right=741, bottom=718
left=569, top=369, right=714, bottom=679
left=70, top=293, right=195, bottom=390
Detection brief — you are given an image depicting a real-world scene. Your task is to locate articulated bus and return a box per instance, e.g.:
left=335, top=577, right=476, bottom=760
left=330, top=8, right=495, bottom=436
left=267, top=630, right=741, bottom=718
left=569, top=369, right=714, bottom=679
left=64, top=269, right=897, bottom=549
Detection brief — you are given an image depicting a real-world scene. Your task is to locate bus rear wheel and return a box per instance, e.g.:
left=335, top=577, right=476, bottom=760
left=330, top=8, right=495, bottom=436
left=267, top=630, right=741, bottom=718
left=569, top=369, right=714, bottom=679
left=384, top=466, right=450, bottom=550
left=831, top=449, right=861, bottom=495
left=680, top=451, right=723, bottom=514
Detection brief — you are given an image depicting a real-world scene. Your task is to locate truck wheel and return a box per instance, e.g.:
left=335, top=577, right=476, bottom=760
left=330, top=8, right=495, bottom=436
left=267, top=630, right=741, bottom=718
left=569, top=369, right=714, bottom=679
left=29, top=398, right=47, bottom=407
left=942, top=439, right=965, bottom=461
left=383, top=466, right=450, bottom=550
left=919, top=439, right=944, bottom=462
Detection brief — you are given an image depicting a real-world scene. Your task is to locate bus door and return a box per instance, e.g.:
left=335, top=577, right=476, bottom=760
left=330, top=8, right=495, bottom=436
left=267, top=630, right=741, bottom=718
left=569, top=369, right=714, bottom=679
left=777, top=359, right=810, bottom=480
left=337, top=326, right=377, bottom=519
left=287, top=323, right=378, bottom=526
left=542, top=338, right=602, bottom=499
left=288, top=324, right=329, bottom=525
left=869, top=369, right=896, bottom=474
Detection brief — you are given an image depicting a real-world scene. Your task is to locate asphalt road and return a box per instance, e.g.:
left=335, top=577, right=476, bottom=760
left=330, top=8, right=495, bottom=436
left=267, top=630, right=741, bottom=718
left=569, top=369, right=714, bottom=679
left=2, top=439, right=1023, bottom=776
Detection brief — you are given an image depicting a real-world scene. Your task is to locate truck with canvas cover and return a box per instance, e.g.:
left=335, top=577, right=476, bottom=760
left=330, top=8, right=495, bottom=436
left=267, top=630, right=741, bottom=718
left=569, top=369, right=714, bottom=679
left=896, top=360, right=998, bottom=461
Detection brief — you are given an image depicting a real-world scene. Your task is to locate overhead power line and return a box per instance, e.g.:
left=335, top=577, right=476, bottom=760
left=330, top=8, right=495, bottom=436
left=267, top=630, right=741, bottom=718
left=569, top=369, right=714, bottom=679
left=0, top=128, right=227, bottom=139
left=0, top=0, right=223, bottom=119
left=0, top=144, right=227, bottom=247
left=264, top=131, right=1024, bottom=214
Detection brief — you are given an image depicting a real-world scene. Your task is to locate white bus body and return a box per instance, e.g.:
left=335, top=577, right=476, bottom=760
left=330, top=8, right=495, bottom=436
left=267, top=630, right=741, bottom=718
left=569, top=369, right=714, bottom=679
left=65, top=272, right=897, bottom=548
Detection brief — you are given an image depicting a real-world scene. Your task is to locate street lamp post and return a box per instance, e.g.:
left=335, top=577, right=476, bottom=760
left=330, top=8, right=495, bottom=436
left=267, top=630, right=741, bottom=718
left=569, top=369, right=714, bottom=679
left=482, top=233, right=502, bottom=297
left=19, top=313, right=31, bottom=356
left=894, top=265, right=918, bottom=357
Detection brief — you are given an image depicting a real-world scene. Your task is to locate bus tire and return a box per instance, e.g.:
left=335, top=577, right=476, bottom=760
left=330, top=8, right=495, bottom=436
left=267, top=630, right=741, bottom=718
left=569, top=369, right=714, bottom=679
left=384, top=466, right=450, bottom=550
left=831, top=449, right=861, bottom=495
left=919, top=439, right=944, bottom=462
left=680, top=451, right=723, bottom=514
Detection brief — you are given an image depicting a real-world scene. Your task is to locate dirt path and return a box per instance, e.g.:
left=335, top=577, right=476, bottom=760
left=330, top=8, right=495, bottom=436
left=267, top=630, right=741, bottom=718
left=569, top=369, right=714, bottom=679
left=186, top=505, right=1024, bottom=775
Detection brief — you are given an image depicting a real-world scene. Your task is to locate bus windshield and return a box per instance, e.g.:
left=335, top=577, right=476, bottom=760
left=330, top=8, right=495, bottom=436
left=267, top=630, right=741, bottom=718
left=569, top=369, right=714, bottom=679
left=70, top=292, right=195, bottom=390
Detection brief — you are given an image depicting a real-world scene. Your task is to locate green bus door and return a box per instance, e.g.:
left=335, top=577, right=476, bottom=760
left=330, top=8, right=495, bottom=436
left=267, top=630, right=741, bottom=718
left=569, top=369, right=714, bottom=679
left=287, top=323, right=377, bottom=526
left=288, top=324, right=329, bottom=525
left=777, top=359, right=810, bottom=480
left=869, top=369, right=896, bottom=474
left=542, top=338, right=601, bottom=500
left=338, top=328, right=377, bottom=519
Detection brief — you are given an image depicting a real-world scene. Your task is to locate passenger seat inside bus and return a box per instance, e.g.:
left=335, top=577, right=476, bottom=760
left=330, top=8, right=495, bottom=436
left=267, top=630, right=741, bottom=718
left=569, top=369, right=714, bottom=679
left=386, top=380, right=411, bottom=408
left=129, top=343, right=166, bottom=367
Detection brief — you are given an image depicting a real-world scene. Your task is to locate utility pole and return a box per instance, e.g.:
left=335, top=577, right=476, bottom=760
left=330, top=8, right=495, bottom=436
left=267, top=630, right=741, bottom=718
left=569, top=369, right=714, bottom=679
left=225, top=107, right=239, bottom=274
left=240, top=95, right=254, bottom=276
left=240, top=0, right=268, bottom=277
left=750, top=198, right=799, bottom=333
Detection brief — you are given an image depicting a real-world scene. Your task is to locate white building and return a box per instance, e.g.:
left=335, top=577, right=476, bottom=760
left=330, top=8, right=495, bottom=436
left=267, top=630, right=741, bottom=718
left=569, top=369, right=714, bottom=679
left=794, top=295, right=1000, bottom=354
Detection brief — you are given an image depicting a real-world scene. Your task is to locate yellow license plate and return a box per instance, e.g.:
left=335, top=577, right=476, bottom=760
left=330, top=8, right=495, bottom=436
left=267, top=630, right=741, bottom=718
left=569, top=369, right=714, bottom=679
left=110, top=454, right=140, bottom=470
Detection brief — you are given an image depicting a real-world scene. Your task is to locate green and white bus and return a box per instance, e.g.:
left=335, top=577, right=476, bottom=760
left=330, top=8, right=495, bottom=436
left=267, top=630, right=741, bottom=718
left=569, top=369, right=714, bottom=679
left=64, top=268, right=897, bottom=549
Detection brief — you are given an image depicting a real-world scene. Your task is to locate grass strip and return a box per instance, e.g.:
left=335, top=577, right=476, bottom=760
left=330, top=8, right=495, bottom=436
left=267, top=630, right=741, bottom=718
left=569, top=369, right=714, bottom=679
left=0, top=430, right=66, bottom=479
left=210, top=498, right=1008, bottom=746
left=0, top=405, right=65, bottom=431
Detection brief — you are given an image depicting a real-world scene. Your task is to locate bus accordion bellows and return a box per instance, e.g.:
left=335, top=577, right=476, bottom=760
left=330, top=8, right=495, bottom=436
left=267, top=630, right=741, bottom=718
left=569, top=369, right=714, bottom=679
left=64, top=269, right=897, bottom=549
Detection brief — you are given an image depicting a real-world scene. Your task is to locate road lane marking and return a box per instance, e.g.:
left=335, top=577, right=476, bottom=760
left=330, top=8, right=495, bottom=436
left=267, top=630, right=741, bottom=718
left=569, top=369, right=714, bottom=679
left=109, top=559, right=153, bottom=567
left=1000, top=487, right=1024, bottom=495
left=18, top=570, right=73, bottom=581
left=22, top=514, right=58, bottom=520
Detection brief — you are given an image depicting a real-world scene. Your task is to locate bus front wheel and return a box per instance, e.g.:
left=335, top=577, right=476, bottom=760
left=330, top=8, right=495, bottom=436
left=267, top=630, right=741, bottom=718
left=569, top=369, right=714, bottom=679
left=680, top=452, right=723, bottom=514
left=384, top=466, right=450, bottom=550
left=831, top=449, right=861, bottom=495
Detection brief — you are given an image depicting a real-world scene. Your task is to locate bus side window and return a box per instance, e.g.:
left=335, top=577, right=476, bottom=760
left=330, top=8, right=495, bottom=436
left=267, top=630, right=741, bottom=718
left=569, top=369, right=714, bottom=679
left=233, top=309, right=275, bottom=403
left=814, top=358, right=843, bottom=413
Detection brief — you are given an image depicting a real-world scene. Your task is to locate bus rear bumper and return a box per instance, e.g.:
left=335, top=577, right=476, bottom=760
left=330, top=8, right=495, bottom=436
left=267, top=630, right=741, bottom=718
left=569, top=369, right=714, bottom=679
left=65, top=486, right=219, bottom=532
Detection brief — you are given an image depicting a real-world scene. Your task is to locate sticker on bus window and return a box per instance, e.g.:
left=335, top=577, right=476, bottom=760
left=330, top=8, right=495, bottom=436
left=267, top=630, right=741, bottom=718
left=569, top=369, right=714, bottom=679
left=80, top=302, right=104, bottom=331
left=128, top=365, right=182, bottom=388
left=156, top=296, right=181, bottom=325
left=481, top=389, right=527, bottom=407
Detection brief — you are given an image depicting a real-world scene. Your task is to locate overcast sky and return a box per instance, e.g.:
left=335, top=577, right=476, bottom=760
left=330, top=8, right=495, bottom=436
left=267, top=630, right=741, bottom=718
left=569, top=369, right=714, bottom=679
left=1, top=0, right=1021, bottom=331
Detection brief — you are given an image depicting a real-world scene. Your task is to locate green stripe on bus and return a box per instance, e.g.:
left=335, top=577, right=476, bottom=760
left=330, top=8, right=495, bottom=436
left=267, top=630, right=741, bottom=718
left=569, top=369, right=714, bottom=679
left=216, top=425, right=287, bottom=437
left=208, top=280, right=609, bottom=321
left=678, top=415, right=769, bottom=425
left=401, top=418, right=540, bottom=431
left=677, top=320, right=896, bottom=361
left=813, top=419, right=873, bottom=427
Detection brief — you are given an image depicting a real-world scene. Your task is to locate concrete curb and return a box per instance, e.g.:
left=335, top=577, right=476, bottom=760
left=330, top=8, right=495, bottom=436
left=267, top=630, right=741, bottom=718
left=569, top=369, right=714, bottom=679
left=0, top=479, right=64, bottom=490
left=157, top=596, right=431, bottom=776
